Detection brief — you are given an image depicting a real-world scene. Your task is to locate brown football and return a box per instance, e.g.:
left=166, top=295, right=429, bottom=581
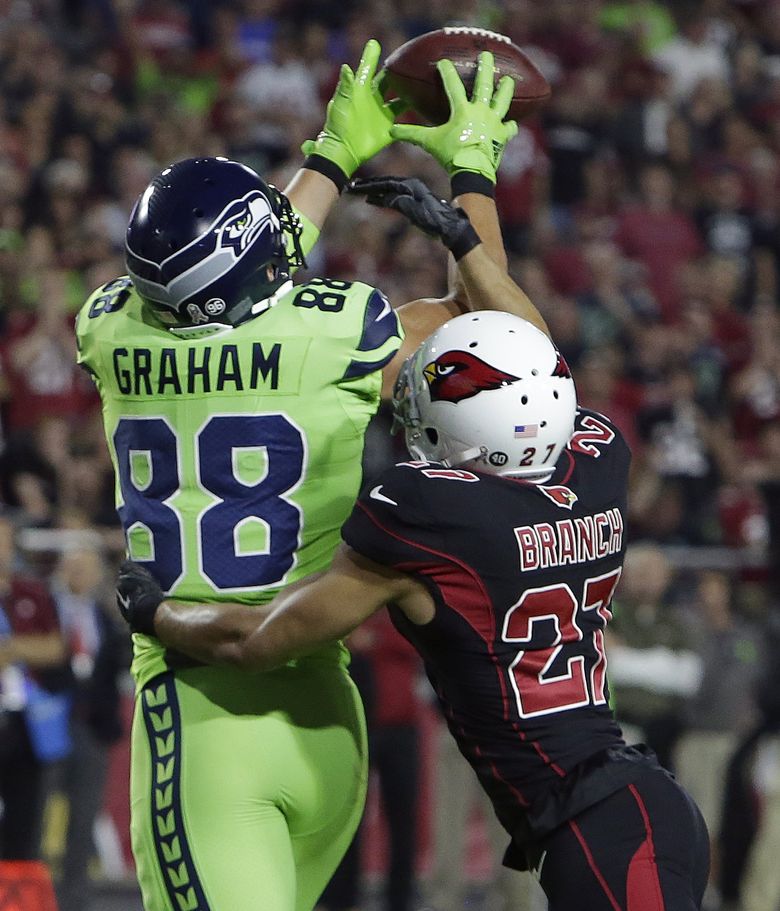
left=383, top=27, right=551, bottom=125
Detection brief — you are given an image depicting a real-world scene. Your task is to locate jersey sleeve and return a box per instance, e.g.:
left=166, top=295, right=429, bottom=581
left=75, top=277, right=134, bottom=379
left=570, top=408, right=632, bottom=471
left=340, top=284, right=403, bottom=381
left=341, top=464, right=438, bottom=569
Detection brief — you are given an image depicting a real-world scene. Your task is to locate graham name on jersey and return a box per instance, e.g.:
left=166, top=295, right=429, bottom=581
left=112, top=342, right=281, bottom=395
left=514, top=508, right=624, bottom=571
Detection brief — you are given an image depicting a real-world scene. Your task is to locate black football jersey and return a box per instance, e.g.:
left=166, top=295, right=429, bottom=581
left=342, top=408, right=647, bottom=849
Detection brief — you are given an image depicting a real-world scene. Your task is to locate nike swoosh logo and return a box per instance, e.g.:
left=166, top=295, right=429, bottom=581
left=369, top=485, right=397, bottom=506
left=117, top=592, right=131, bottom=613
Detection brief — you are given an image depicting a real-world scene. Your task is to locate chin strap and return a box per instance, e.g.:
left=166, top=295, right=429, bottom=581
left=251, top=279, right=292, bottom=317
left=167, top=280, right=293, bottom=337
left=441, top=446, right=486, bottom=468
left=407, top=431, right=486, bottom=469
left=168, top=322, right=233, bottom=339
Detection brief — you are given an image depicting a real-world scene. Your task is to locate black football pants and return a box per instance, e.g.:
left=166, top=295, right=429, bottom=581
left=539, top=765, right=710, bottom=911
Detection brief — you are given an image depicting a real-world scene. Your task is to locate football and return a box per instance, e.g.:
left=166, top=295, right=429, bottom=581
left=383, top=27, right=551, bottom=125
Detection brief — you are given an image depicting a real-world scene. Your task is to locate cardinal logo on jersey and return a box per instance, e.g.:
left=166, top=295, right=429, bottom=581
left=539, top=485, right=578, bottom=509
left=422, top=351, right=519, bottom=403
left=552, top=350, right=572, bottom=379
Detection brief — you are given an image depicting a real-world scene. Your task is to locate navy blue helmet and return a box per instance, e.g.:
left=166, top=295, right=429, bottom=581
left=125, top=157, right=305, bottom=328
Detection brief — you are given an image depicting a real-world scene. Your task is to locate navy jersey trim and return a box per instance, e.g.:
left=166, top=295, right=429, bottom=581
left=141, top=673, right=211, bottom=911
left=356, top=290, right=399, bottom=352
left=342, top=348, right=396, bottom=380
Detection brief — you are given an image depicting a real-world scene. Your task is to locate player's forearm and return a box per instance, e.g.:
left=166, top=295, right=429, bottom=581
left=457, top=243, right=550, bottom=337
left=284, top=169, right=340, bottom=232
left=455, top=193, right=508, bottom=271
left=447, top=192, right=508, bottom=307
left=233, top=551, right=409, bottom=672
left=152, top=576, right=347, bottom=672
left=153, top=601, right=274, bottom=668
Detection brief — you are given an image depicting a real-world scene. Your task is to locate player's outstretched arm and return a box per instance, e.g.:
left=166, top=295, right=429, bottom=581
left=387, top=51, right=521, bottom=313
left=349, top=177, right=550, bottom=398
left=448, top=190, right=508, bottom=305
left=116, top=552, right=432, bottom=671
left=285, top=38, right=406, bottom=235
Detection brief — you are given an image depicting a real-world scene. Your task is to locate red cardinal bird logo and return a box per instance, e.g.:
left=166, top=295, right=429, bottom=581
left=423, top=351, right=520, bottom=403
left=552, top=350, right=572, bottom=378
left=539, top=485, right=578, bottom=509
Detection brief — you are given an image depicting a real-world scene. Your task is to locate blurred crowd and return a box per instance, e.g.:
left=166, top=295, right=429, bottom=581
left=1, top=0, right=780, bottom=552
left=1, top=0, right=780, bottom=910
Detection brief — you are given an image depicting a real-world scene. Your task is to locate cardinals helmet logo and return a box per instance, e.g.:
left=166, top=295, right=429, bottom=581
left=539, top=485, right=578, bottom=509
left=552, top=350, right=572, bottom=379
left=423, top=351, right=519, bottom=403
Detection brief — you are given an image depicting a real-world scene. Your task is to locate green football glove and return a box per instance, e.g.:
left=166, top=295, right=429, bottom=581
left=302, top=39, right=406, bottom=179
left=391, top=51, right=517, bottom=183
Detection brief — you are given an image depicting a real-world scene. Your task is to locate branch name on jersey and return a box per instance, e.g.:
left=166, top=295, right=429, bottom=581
left=514, top=506, right=624, bottom=571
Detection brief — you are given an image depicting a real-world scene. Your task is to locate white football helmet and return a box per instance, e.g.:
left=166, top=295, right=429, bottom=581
left=393, top=311, right=577, bottom=480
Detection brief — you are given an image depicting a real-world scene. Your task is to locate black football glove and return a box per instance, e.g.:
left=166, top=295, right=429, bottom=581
left=347, top=176, right=481, bottom=260
left=116, top=560, right=165, bottom=636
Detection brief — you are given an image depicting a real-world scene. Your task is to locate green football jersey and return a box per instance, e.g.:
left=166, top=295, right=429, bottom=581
left=77, top=275, right=402, bottom=687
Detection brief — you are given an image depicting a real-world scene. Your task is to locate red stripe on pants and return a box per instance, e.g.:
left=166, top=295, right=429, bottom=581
left=626, top=783, right=666, bottom=911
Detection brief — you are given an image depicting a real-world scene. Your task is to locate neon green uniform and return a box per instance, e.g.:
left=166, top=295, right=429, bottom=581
left=77, top=273, right=402, bottom=911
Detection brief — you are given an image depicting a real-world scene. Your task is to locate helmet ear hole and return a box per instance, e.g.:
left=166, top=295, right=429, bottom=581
left=425, top=427, right=439, bottom=445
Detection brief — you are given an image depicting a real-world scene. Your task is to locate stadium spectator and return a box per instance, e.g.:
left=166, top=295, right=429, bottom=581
left=606, top=543, right=702, bottom=770
left=652, top=4, right=729, bottom=101
left=0, top=511, right=67, bottom=860
left=674, top=570, right=765, bottom=907
left=50, top=547, right=127, bottom=911
left=614, top=161, right=703, bottom=320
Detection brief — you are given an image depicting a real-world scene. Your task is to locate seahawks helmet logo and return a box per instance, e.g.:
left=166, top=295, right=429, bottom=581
left=216, top=192, right=279, bottom=256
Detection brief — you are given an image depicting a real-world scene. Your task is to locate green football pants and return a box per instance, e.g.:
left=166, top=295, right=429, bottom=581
left=129, top=661, right=368, bottom=911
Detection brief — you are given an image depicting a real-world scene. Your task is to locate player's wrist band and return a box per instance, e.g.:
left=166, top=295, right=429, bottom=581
left=446, top=221, right=481, bottom=261
left=451, top=172, right=495, bottom=199
left=302, top=155, right=350, bottom=193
